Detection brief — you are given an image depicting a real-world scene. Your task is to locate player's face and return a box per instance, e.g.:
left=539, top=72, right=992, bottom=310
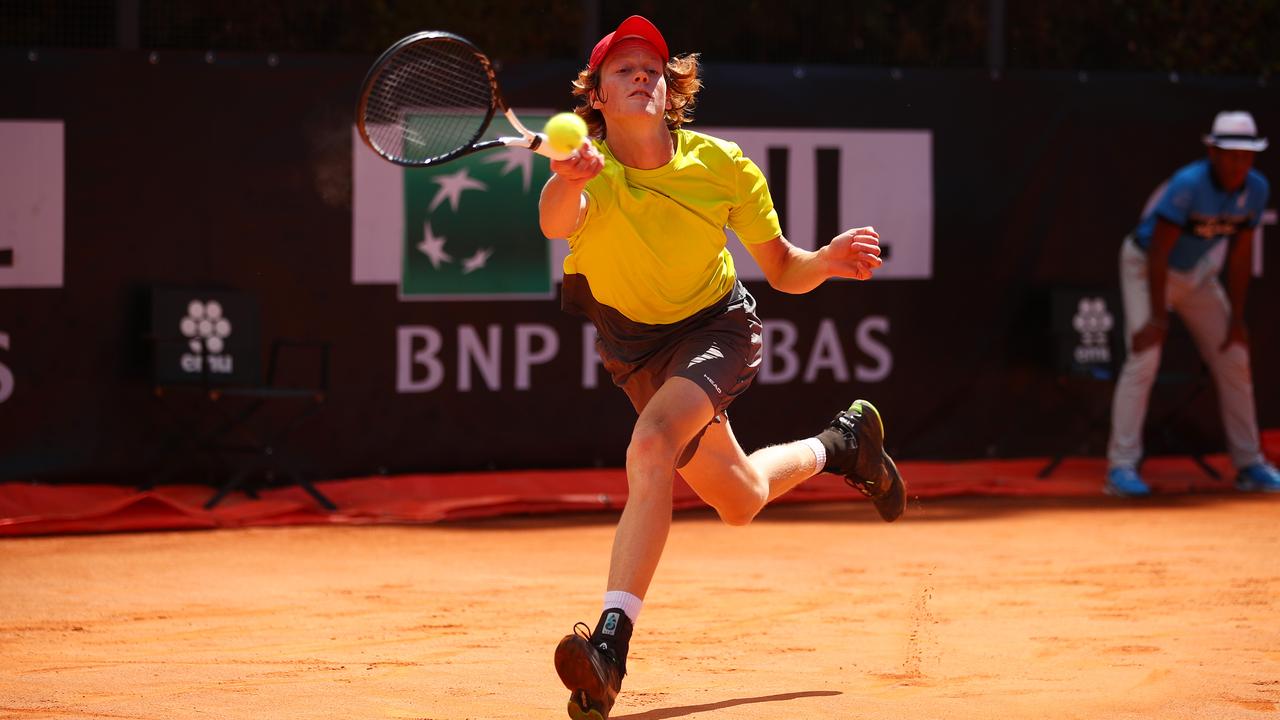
left=1208, top=147, right=1255, bottom=191
left=593, top=43, right=668, bottom=126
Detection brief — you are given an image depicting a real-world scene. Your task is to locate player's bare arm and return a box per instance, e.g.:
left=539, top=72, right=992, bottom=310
left=539, top=139, right=604, bottom=238
left=745, top=226, right=883, bottom=294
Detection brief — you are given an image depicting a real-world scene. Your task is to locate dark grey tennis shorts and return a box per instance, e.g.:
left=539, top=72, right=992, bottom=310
left=563, top=275, right=763, bottom=463
left=601, top=307, right=761, bottom=420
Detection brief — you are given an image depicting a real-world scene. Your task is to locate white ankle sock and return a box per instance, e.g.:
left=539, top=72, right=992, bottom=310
left=801, top=437, right=826, bottom=474
left=603, top=590, right=643, bottom=623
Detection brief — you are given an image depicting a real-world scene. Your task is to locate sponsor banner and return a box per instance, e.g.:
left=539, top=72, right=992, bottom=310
left=713, top=128, right=932, bottom=280
left=2, top=56, right=1277, bottom=484
left=353, top=124, right=933, bottom=291
left=393, top=314, right=893, bottom=394
left=0, top=121, right=64, bottom=288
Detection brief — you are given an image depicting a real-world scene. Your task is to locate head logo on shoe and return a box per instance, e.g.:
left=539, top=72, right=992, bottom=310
left=602, top=611, right=620, bottom=636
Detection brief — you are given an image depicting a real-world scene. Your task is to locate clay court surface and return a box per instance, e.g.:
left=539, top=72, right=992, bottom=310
left=2, top=495, right=1278, bottom=719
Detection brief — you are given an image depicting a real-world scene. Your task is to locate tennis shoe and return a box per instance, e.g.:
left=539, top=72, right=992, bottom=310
left=825, top=400, right=906, bottom=522
left=556, top=622, right=624, bottom=720
left=1235, top=462, right=1280, bottom=493
left=1104, top=466, right=1151, bottom=497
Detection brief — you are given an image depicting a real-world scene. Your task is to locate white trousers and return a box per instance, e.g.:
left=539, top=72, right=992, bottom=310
left=1107, top=237, right=1263, bottom=469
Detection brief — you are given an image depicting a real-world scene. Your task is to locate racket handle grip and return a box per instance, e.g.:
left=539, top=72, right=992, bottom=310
left=529, top=133, right=575, bottom=162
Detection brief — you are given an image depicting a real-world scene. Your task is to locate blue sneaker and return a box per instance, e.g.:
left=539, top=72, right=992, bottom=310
left=1105, top=466, right=1151, bottom=497
left=1235, top=462, right=1280, bottom=493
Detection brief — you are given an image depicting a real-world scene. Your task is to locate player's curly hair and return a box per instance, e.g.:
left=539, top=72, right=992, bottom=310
left=571, top=53, right=702, bottom=139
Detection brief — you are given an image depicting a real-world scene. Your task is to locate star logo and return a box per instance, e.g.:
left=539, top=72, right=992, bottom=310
left=428, top=168, right=488, bottom=212
left=482, top=146, right=536, bottom=192
left=417, top=222, right=453, bottom=269
left=396, top=111, right=556, bottom=300
left=461, top=248, right=494, bottom=274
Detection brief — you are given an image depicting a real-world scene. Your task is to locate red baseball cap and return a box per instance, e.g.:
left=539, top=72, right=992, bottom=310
left=588, top=15, right=669, bottom=71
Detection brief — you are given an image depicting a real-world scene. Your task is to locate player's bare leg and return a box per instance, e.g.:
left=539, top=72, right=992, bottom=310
left=608, top=376, right=715, bottom=596
left=556, top=376, right=713, bottom=720
left=680, top=399, right=905, bottom=524
left=677, top=418, right=810, bottom=525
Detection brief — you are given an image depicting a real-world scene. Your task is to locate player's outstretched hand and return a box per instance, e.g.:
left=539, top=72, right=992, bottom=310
left=825, top=226, right=883, bottom=281
left=550, top=139, right=604, bottom=183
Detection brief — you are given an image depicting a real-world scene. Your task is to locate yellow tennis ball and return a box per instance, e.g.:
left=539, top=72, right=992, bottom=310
left=544, top=112, right=587, bottom=154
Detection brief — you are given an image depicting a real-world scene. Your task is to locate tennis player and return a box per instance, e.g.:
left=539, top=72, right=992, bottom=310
left=539, top=16, right=906, bottom=719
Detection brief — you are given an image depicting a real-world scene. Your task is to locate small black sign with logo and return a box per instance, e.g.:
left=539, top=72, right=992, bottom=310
left=151, top=288, right=260, bottom=386
left=1051, top=289, right=1123, bottom=379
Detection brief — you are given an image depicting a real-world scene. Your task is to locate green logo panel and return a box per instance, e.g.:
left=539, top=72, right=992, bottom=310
left=401, top=113, right=554, bottom=300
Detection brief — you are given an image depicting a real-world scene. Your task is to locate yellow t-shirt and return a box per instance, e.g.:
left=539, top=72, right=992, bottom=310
left=564, top=128, right=782, bottom=325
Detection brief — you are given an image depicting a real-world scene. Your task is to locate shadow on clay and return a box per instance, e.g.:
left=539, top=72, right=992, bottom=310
left=611, top=690, right=842, bottom=719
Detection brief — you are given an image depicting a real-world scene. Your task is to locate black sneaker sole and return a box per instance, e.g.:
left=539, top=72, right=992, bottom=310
left=555, top=634, right=617, bottom=719
left=847, top=400, right=906, bottom=522
left=873, top=450, right=906, bottom=522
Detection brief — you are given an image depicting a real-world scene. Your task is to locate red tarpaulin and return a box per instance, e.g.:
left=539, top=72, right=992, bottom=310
left=5, top=433, right=1276, bottom=537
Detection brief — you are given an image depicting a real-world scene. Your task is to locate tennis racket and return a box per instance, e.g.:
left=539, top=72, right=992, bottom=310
left=356, top=31, right=573, bottom=167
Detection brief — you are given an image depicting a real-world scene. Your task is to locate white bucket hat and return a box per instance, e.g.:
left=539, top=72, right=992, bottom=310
left=1202, top=111, right=1268, bottom=152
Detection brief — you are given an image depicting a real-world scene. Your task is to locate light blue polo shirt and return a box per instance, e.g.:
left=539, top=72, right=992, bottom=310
left=1134, top=158, right=1269, bottom=271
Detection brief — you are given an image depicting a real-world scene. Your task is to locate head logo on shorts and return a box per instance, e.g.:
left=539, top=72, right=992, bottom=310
left=399, top=113, right=556, bottom=301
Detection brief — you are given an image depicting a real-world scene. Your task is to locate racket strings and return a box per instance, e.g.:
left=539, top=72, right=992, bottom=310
left=362, top=39, right=495, bottom=163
